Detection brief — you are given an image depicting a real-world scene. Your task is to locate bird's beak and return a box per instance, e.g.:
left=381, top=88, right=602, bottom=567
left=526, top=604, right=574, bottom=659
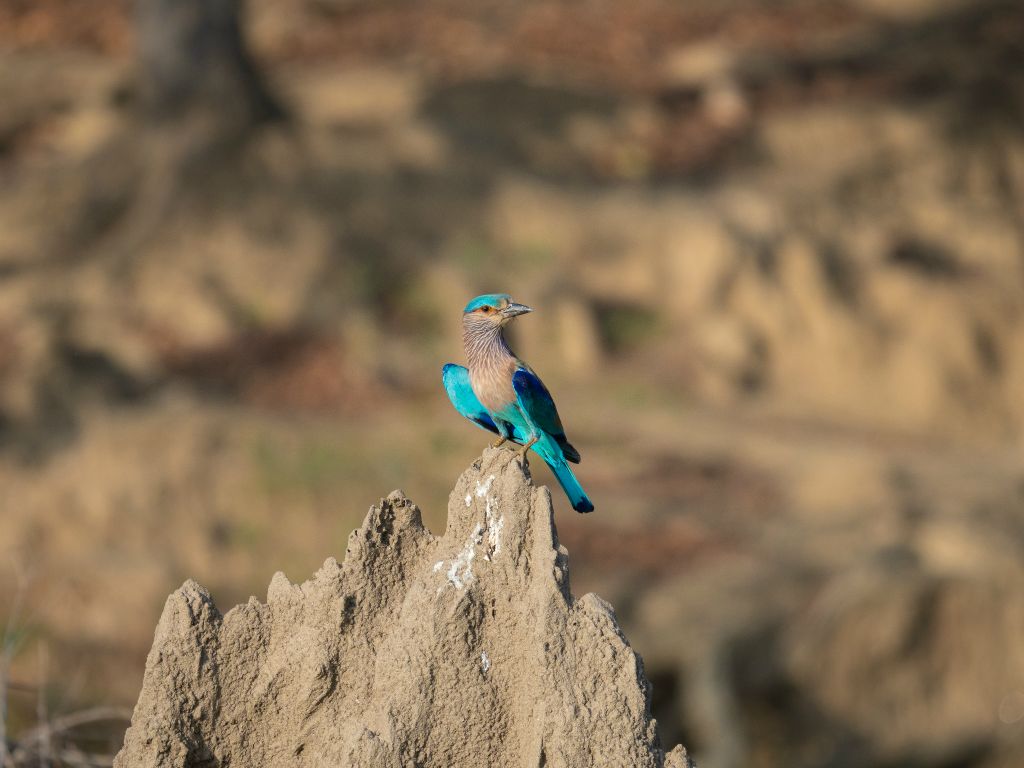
left=501, top=303, right=533, bottom=318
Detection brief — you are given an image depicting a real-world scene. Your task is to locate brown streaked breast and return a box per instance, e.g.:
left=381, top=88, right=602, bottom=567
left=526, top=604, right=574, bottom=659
left=470, top=358, right=518, bottom=414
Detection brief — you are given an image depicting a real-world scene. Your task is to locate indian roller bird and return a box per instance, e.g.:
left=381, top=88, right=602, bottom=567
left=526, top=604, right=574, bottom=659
left=443, top=293, right=594, bottom=513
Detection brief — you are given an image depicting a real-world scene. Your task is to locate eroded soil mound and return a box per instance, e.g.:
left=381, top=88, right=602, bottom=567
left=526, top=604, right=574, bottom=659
left=114, top=447, right=691, bottom=768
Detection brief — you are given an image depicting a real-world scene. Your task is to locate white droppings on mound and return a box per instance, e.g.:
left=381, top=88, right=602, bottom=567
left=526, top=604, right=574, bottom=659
left=446, top=522, right=482, bottom=590
left=475, top=474, right=495, bottom=498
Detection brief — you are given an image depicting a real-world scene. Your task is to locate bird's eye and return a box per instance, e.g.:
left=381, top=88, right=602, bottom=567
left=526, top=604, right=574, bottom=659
left=480, top=306, right=493, bottom=314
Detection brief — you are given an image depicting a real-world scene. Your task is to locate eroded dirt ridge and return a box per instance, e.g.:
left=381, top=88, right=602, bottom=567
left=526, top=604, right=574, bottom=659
left=114, top=447, right=692, bottom=767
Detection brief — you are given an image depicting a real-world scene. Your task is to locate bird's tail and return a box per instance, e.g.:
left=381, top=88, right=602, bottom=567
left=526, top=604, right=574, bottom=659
left=535, top=438, right=594, bottom=513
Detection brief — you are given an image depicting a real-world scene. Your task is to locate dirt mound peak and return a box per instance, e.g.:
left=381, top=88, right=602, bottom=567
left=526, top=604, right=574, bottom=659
left=114, top=447, right=692, bottom=767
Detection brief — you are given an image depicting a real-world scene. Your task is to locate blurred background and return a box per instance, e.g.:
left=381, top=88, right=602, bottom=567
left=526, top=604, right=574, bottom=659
left=1, top=0, right=1024, bottom=765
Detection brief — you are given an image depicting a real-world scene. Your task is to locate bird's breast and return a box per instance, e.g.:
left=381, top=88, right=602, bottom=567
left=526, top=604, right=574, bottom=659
left=469, top=361, right=517, bottom=414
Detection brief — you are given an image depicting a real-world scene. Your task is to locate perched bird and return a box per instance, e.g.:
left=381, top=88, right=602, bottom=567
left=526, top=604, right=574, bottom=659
left=443, top=293, right=594, bottom=513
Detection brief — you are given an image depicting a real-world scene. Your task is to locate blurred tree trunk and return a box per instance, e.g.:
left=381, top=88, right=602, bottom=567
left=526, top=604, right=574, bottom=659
left=136, top=0, right=282, bottom=133
left=79, top=0, right=286, bottom=267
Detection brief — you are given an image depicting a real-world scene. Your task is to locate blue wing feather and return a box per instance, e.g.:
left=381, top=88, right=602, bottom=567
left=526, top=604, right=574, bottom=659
left=511, top=368, right=581, bottom=463
left=443, top=364, right=499, bottom=435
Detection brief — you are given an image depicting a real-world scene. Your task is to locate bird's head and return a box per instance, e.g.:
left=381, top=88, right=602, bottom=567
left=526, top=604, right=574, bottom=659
left=462, top=293, right=533, bottom=330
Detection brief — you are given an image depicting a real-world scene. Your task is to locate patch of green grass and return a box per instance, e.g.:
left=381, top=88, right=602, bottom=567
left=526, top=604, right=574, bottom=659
left=228, top=519, right=265, bottom=551
left=455, top=238, right=493, bottom=270
left=514, top=242, right=556, bottom=268
left=613, top=382, right=653, bottom=409
left=397, top=285, right=444, bottom=337
left=235, top=299, right=270, bottom=330
left=1, top=620, right=38, bottom=659
left=429, top=430, right=460, bottom=456
left=251, top=436, right=352, bottom=497
left=595, top=303, right=660, bottom=353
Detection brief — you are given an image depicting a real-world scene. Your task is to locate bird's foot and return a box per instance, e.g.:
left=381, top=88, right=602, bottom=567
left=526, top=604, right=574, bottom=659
left=492, top=436, right=508, bottom=449
left=516, top=437, right=539, bottom=465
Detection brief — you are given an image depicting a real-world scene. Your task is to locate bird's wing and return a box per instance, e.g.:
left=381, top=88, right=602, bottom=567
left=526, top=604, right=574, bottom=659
left=512, top=368, right=581, bottom=463
left=443, top=364, right=499, bottom=435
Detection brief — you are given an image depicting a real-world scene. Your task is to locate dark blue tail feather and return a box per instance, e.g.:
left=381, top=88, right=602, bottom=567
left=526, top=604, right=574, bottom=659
left=540, top=446, right=594, bottom=513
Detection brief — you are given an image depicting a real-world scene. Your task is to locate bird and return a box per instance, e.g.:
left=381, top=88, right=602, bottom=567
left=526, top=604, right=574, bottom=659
left=443, top=293, right=594, bottom=513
